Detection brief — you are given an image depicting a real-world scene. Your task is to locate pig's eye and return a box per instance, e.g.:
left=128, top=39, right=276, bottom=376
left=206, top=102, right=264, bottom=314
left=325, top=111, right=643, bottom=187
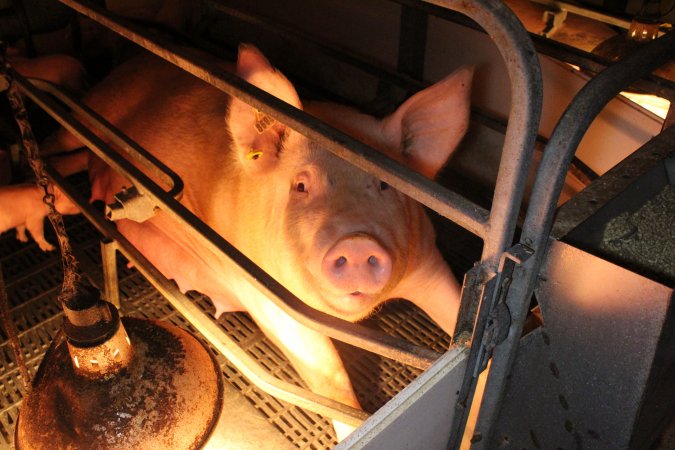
left=379, top=181, right=389, bottom=191
left=296, top=182, right=306, bottom=193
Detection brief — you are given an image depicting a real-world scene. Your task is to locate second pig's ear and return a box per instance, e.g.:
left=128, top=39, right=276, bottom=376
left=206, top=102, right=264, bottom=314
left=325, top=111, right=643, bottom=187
left=381, top=67, right=473, bottom=179
left=227, top=44, right=302, bottom=173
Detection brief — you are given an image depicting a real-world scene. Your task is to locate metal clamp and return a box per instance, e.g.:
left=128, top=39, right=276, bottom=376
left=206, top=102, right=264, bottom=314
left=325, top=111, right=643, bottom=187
left=106, top=186, right=157, bottom=222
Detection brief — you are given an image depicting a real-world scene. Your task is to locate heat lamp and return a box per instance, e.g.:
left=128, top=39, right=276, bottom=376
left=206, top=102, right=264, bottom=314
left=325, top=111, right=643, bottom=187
left=1, top=51, right=292, bottom=449
left=15, top=284, right=229, bottom=448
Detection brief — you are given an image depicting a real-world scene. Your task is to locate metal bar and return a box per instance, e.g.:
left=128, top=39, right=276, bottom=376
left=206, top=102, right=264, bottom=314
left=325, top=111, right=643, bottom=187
left=379, top=1, right=544, bottom=447
left=471, top=30, right=675, bottom=449
left=44, top=166, right=369, bottom=427
left=17, top=72, right=442, bottom=370
left=207, top=0, right=542, bottom=148
left=206, top=0, right=552, bottom=148
left=398, top=5, right=429, bottom=80
left=202, top=0, right=427, bottom=94
left=452, top=266, right=484, bottom=344
left=100, top=239, right=120, bottom=309
left=391, top=0, right=675, bottom=98
left=417, top=0, right=543, bottom=270
left=58, top=0, right=489, bottom=238
left=30, top=79, right=184, bottom=199
left=448, top=269, right=499, bottom=445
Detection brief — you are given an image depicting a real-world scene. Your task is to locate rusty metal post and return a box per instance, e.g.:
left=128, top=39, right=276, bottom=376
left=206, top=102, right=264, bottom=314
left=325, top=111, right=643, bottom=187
left=101, top=239, right=120, bottom=309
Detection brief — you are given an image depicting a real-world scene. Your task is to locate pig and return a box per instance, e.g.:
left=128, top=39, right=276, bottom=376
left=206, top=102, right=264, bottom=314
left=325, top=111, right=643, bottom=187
left=10, top=53, right=86, bottom=95
left=0, top=53, right=87, bottom=250
left=1, top=45, right=472, bottom=439
left=0, top=182, right=79, bottom=251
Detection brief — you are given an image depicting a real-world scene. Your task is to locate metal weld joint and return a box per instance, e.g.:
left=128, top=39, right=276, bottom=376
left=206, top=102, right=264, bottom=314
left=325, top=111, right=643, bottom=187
left=106, top=186, right=157, bottom=222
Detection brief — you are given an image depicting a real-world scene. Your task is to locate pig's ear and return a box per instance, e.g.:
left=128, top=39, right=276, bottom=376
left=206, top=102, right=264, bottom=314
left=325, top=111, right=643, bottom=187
left=381, top=67, right=473, bottom=179
left=227, top=45, right=302, bottom=173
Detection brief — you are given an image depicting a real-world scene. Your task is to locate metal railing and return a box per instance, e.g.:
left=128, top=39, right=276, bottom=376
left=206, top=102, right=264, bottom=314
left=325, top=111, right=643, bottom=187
left=12, top=0, right=546, bottom=441
left=469, top=30, right=675, bottom=448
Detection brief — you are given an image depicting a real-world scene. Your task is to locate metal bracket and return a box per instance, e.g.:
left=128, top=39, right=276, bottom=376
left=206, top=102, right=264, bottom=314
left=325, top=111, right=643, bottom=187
left=448, top=244, right=535, bottom=447
left=475, top=243, right=534, bottom=374
left=542, top=9, right=568, bottom=38
left=106, top=186, right=157, bottom=222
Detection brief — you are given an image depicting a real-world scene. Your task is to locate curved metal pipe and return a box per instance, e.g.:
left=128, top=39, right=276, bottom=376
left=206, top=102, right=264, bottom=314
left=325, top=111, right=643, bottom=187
left=473, top=30, right=675, bottom=448
left=398, top=2, right=544, bottom=447
left=421, top=0, right=544, bottom=269
left=525, top=31, right=675, bottom=252
left=29, top=78, right=185, bottom=200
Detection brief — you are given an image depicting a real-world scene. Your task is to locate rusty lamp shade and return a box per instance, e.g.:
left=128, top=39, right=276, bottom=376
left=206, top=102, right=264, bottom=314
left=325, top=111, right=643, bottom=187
left=15, top=285, right=226, bottom=449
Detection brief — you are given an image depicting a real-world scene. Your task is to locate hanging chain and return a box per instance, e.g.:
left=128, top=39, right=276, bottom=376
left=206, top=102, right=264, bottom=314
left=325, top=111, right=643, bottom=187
left=0, top=51, right=80, bottom=306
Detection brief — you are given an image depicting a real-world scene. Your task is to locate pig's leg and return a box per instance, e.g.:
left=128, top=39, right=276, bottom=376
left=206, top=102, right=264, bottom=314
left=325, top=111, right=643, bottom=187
left=239, top=284, right=361, bottom=440
left=392, top=249, right=462, bottom=336
left=47, top=149, right=90, bottom=177
left=16, top=225, right=28, bottom=242
left=25, top=214, right=54, bottom=252
left=0, top=184, right=79, bottom=250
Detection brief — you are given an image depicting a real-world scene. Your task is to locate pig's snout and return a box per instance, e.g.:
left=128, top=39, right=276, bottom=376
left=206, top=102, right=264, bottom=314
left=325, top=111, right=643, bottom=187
left=321, top=235, right=392, bottom=296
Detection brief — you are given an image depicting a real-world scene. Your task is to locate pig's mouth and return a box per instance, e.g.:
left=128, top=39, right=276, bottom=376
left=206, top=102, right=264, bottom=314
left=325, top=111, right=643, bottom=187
left=318, top=289, right=386, bottom=321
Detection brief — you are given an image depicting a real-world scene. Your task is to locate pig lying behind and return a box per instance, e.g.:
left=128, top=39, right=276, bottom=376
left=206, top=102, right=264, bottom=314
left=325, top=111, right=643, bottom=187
left=9, top=53, right=86, bottom=95
left=3, top=46, right=472, bottom=439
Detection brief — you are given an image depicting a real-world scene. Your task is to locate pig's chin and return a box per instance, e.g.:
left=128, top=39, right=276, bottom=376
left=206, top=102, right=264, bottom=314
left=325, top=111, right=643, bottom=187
left=319, top=290, right=385, bottom=322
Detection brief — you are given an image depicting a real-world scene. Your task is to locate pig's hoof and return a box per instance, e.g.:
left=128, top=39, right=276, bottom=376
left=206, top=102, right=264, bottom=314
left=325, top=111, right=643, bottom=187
left=16, top=227, right=28, bottom=242
left=36, top=241, right=56, bottom=252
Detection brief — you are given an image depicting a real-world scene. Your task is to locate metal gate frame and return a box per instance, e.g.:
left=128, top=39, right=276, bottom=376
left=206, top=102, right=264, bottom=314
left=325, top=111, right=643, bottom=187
left=5, top=0, right=674, bottom=447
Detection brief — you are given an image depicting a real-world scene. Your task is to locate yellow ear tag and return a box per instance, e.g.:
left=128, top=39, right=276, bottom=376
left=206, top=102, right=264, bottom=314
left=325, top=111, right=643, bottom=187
left=246, top=149, right=264, bottom=161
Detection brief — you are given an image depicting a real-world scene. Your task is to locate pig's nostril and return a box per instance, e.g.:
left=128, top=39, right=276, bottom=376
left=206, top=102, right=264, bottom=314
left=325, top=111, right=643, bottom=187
left=322, top=236, right=392, bottom=295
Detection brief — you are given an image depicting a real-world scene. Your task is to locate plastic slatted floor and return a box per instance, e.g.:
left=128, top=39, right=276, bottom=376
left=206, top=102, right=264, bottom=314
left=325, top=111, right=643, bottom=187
left=0, top=199, right=452, bottom=449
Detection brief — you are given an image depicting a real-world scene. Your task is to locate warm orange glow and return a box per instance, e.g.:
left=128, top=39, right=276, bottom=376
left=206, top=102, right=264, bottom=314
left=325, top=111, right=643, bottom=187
left=564, top=63, right=670, bottom=120
left=620, top=92, right=670, bottom=119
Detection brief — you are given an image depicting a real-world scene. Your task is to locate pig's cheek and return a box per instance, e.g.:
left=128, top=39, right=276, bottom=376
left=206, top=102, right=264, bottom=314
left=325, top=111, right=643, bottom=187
left=276, top=203, right=324, bottom=285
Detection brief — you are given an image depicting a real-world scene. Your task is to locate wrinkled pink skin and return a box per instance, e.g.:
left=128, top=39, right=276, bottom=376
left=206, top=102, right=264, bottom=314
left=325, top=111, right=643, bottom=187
left=9, top=47, right=472, bottom=439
